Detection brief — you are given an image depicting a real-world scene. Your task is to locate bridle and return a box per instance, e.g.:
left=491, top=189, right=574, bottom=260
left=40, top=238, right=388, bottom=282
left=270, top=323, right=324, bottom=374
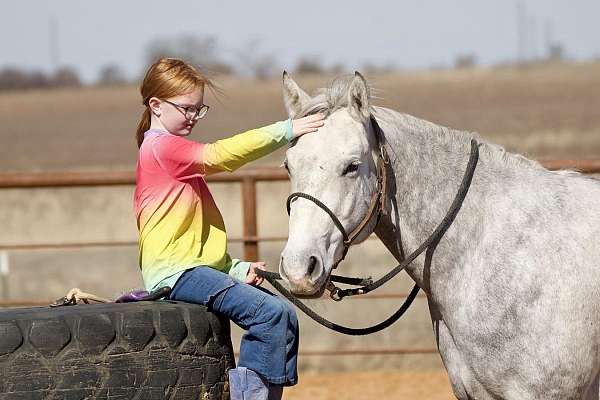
left=286, top=115, right=389, bottom=274
left=257, top=114, right=480, bottom=335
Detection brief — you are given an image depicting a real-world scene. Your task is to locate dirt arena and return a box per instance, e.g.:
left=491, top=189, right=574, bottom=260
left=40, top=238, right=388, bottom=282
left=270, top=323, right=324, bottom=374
left=287, top=371, right=454, bottom=399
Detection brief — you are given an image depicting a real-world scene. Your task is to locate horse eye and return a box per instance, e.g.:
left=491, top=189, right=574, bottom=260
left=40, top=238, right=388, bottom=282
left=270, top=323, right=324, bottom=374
left=283, top=160, right=290, bottom=175
left=343, top=161, right=360, bottom=176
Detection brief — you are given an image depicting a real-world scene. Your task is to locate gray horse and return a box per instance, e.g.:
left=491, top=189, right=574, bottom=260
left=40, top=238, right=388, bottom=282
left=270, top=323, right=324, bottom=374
left=278, top=72, right=600, bottom=399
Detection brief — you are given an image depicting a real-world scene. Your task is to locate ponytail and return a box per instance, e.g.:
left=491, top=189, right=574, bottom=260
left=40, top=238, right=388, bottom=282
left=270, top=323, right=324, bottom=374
left=136, top=107, right=152, bottom=148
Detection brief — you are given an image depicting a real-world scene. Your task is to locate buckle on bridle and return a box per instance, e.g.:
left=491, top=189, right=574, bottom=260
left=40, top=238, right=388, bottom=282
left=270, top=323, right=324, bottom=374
left=380, top=144, right=389, bottom=165
left=326, top=281, right=343, bottom=301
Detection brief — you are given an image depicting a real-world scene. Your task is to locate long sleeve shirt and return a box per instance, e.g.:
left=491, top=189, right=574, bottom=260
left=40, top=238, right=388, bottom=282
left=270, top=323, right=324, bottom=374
left=134, top=120, right=293, bottom=291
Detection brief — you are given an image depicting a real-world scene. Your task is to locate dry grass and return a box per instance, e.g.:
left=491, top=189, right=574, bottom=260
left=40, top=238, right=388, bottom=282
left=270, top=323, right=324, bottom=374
left=0, top=62, right=599, bottom=173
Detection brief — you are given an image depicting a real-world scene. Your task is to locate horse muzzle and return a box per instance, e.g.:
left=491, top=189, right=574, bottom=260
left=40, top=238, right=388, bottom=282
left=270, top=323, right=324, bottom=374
left=279, top=253, right=327, bottom=296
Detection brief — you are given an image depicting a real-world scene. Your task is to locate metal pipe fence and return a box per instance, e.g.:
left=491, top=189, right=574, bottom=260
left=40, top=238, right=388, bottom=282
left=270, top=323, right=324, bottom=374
left=1, top=160, right=598, bottom=357
left=2, top=160, right=599, bottom=259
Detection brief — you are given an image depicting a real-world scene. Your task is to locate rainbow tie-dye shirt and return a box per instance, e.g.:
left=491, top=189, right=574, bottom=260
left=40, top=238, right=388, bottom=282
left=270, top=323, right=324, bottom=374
left=134, top=120, right=292, bottom=291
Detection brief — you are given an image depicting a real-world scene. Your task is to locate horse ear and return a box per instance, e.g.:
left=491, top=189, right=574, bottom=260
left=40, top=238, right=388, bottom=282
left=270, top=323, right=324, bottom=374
left=347, top=71, right=371, bottom=121
left=282, top=71, right=310, bottom=118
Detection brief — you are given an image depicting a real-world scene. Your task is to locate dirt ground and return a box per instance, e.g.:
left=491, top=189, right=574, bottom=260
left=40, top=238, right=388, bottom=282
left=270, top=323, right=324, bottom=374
left=286, top=370, right=455, bottom=400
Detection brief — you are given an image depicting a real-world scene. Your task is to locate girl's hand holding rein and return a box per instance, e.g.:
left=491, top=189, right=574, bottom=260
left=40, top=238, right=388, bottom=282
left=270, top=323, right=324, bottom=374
left=246, top=262, right=266, bottom=286
left=243, top=115, right=324, bottom=286
left=292, top=113, right=325, bottom=138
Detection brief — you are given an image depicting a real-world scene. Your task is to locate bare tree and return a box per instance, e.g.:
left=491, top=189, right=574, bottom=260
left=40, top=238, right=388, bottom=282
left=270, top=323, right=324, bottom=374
left=295, top=56, right=324, bottom=75
left=97, top=64, right=127, bottom=86
left=145, top=35, right=233, bottom=76
left=328, top=63, right=346, bottom=75
left=0, top=68, right=31, bottom=91
left=235, top=38, right=279, bottom=80
left=547, top=43, right=564, bottom=62
left=52, top=67, right=81, bottom=87
left=361, top=62, right=395, bottom=75
left=0, top=66, right=81, bottom=91
left=454, top=53, right=477, bottom=69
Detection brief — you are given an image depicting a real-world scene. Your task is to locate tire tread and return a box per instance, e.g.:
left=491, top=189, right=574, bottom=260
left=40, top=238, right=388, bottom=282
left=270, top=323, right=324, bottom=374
left=0, top=301, right=234, bottom=399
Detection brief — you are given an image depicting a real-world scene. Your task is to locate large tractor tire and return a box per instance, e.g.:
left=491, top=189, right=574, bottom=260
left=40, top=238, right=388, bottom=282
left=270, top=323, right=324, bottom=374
left=0, top=301, right=235, bottom=399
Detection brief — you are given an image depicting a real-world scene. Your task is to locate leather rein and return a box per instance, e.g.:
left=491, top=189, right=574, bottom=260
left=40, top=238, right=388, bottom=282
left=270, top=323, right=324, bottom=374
left=257, top=115, right=480, bottom=335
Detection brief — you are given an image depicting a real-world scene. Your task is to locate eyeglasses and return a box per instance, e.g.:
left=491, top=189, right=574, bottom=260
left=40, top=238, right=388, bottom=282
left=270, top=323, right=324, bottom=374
left=162, top=99, right=210, bottom=120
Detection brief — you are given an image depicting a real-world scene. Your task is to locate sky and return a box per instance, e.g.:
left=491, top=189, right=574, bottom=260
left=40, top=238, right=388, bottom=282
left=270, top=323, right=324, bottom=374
left=1, top=0, right=599, bottom=83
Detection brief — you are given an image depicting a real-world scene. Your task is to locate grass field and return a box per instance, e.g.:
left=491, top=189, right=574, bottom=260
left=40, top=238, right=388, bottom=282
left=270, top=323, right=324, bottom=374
left=1, top=62, right=599, bottom=173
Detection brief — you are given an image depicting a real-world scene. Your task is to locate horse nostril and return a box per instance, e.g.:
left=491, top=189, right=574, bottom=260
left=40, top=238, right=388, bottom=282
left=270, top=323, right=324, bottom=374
left=308, top=256, right=317, bottom=276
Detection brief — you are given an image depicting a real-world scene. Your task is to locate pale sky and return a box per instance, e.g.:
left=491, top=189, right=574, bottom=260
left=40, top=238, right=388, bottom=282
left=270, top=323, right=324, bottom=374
left=1, top=0, right=599, bottom=83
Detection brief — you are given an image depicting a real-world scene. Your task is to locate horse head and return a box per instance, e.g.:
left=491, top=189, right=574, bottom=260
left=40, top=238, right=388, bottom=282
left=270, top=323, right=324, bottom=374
left=279, top=72, right=384, bottom=297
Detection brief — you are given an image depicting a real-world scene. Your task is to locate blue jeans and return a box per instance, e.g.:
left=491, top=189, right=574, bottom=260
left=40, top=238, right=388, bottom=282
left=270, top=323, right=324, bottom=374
left=169, top=266, right=299, bottom=385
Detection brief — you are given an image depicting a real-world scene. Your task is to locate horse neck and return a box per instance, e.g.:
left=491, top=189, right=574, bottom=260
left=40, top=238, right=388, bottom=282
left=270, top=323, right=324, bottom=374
left=373, top=109, right=490, bottom=293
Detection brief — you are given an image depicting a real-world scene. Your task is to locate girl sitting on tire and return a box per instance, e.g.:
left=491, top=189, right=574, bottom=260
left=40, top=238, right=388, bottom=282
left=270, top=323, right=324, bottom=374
left=134, top=57, right=324, bottom=400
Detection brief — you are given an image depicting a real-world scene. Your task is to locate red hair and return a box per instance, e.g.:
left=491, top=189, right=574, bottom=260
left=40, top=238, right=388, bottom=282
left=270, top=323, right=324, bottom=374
left=135, top=58, right=215, bottom=148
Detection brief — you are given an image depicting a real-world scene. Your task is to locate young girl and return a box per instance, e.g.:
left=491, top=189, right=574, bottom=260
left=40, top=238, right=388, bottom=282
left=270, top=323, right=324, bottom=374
left=134, top=58, right=324, bottom=400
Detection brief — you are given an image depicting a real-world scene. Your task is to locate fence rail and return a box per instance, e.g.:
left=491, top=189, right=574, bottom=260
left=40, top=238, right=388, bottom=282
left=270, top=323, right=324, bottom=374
left=1, top=160, right=599, bottom=189
left=0, top=168, right=289, bottom=188
left=1, top=160, right=598, bottom=259
left=1, top=161, right=599, bottom=357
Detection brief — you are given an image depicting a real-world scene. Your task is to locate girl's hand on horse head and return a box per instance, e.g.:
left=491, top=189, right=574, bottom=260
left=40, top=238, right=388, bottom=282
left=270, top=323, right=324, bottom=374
left=292, top=113, right=325, bottom=138
left=246, top=261, right=266, bottom=286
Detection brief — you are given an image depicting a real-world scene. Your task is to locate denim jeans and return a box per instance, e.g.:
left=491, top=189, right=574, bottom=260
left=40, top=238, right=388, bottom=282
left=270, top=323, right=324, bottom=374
left=169, top=266, right=299, bottom=385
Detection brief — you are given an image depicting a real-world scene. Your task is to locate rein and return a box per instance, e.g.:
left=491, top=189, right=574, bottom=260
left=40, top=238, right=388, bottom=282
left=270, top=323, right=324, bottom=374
left=257, top=116, right=480, bottom=335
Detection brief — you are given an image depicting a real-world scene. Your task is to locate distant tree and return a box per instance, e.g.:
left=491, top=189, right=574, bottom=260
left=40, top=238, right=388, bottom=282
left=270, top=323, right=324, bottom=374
left=295, top=56, right=324, bottom=75
left=454, top=54, right=477, bottom=69
left=52, top=67, right=81, bottom=87
left=235, top=38, right=279, bottom=80
left=252, top=56, right=278, bottom=80
left=28, top=71, right=51, bottom=88
left=97, top=64, right=127, bottom=86
left=546, top=43, right=564, bottom=62
left=0, top=68, right=28, bottom=91
left=0, top=67, right=53, bottom=91
left=145, top=35, right=233, bottom=76
left=361, top=62, right=395, bottom=74
left=328, top=63, right=346, bottom=75
left=0, top=66, right=81, bottom=91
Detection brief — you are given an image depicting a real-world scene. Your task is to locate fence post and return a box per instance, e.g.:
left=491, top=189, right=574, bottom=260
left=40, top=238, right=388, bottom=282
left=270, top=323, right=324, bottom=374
left=0, top=251, right=9, bottom=300
left=241, top=177, right=258, bottom=261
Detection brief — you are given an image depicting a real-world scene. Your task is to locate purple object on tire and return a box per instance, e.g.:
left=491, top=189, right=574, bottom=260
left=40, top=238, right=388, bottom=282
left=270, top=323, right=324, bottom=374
left=115, top=289, right=149, bottom=303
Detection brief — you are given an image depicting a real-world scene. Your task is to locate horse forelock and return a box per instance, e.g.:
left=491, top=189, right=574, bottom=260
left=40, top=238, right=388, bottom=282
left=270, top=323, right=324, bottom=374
left=298, top=75, right=374, bottom=118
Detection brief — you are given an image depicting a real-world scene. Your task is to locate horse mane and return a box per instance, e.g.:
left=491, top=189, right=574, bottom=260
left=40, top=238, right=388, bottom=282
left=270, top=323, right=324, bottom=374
left=394, top=112, right=546, bottom=171
left=296, top=75, right=587, bottom=176
left=395, top=111, right=590, bottom=175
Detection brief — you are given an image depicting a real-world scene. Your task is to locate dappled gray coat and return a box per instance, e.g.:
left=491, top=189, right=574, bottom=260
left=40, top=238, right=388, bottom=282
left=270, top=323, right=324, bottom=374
left=279, top=72, right=600, bottom=399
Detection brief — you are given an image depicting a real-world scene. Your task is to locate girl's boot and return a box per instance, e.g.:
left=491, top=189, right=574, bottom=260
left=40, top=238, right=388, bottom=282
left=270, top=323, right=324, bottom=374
left=228, top=367, right=269, bottom=400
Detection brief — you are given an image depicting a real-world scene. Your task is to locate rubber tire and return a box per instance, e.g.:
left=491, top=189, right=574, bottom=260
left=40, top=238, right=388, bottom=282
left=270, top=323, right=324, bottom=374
left=0, top=301, right=235, bottom=399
